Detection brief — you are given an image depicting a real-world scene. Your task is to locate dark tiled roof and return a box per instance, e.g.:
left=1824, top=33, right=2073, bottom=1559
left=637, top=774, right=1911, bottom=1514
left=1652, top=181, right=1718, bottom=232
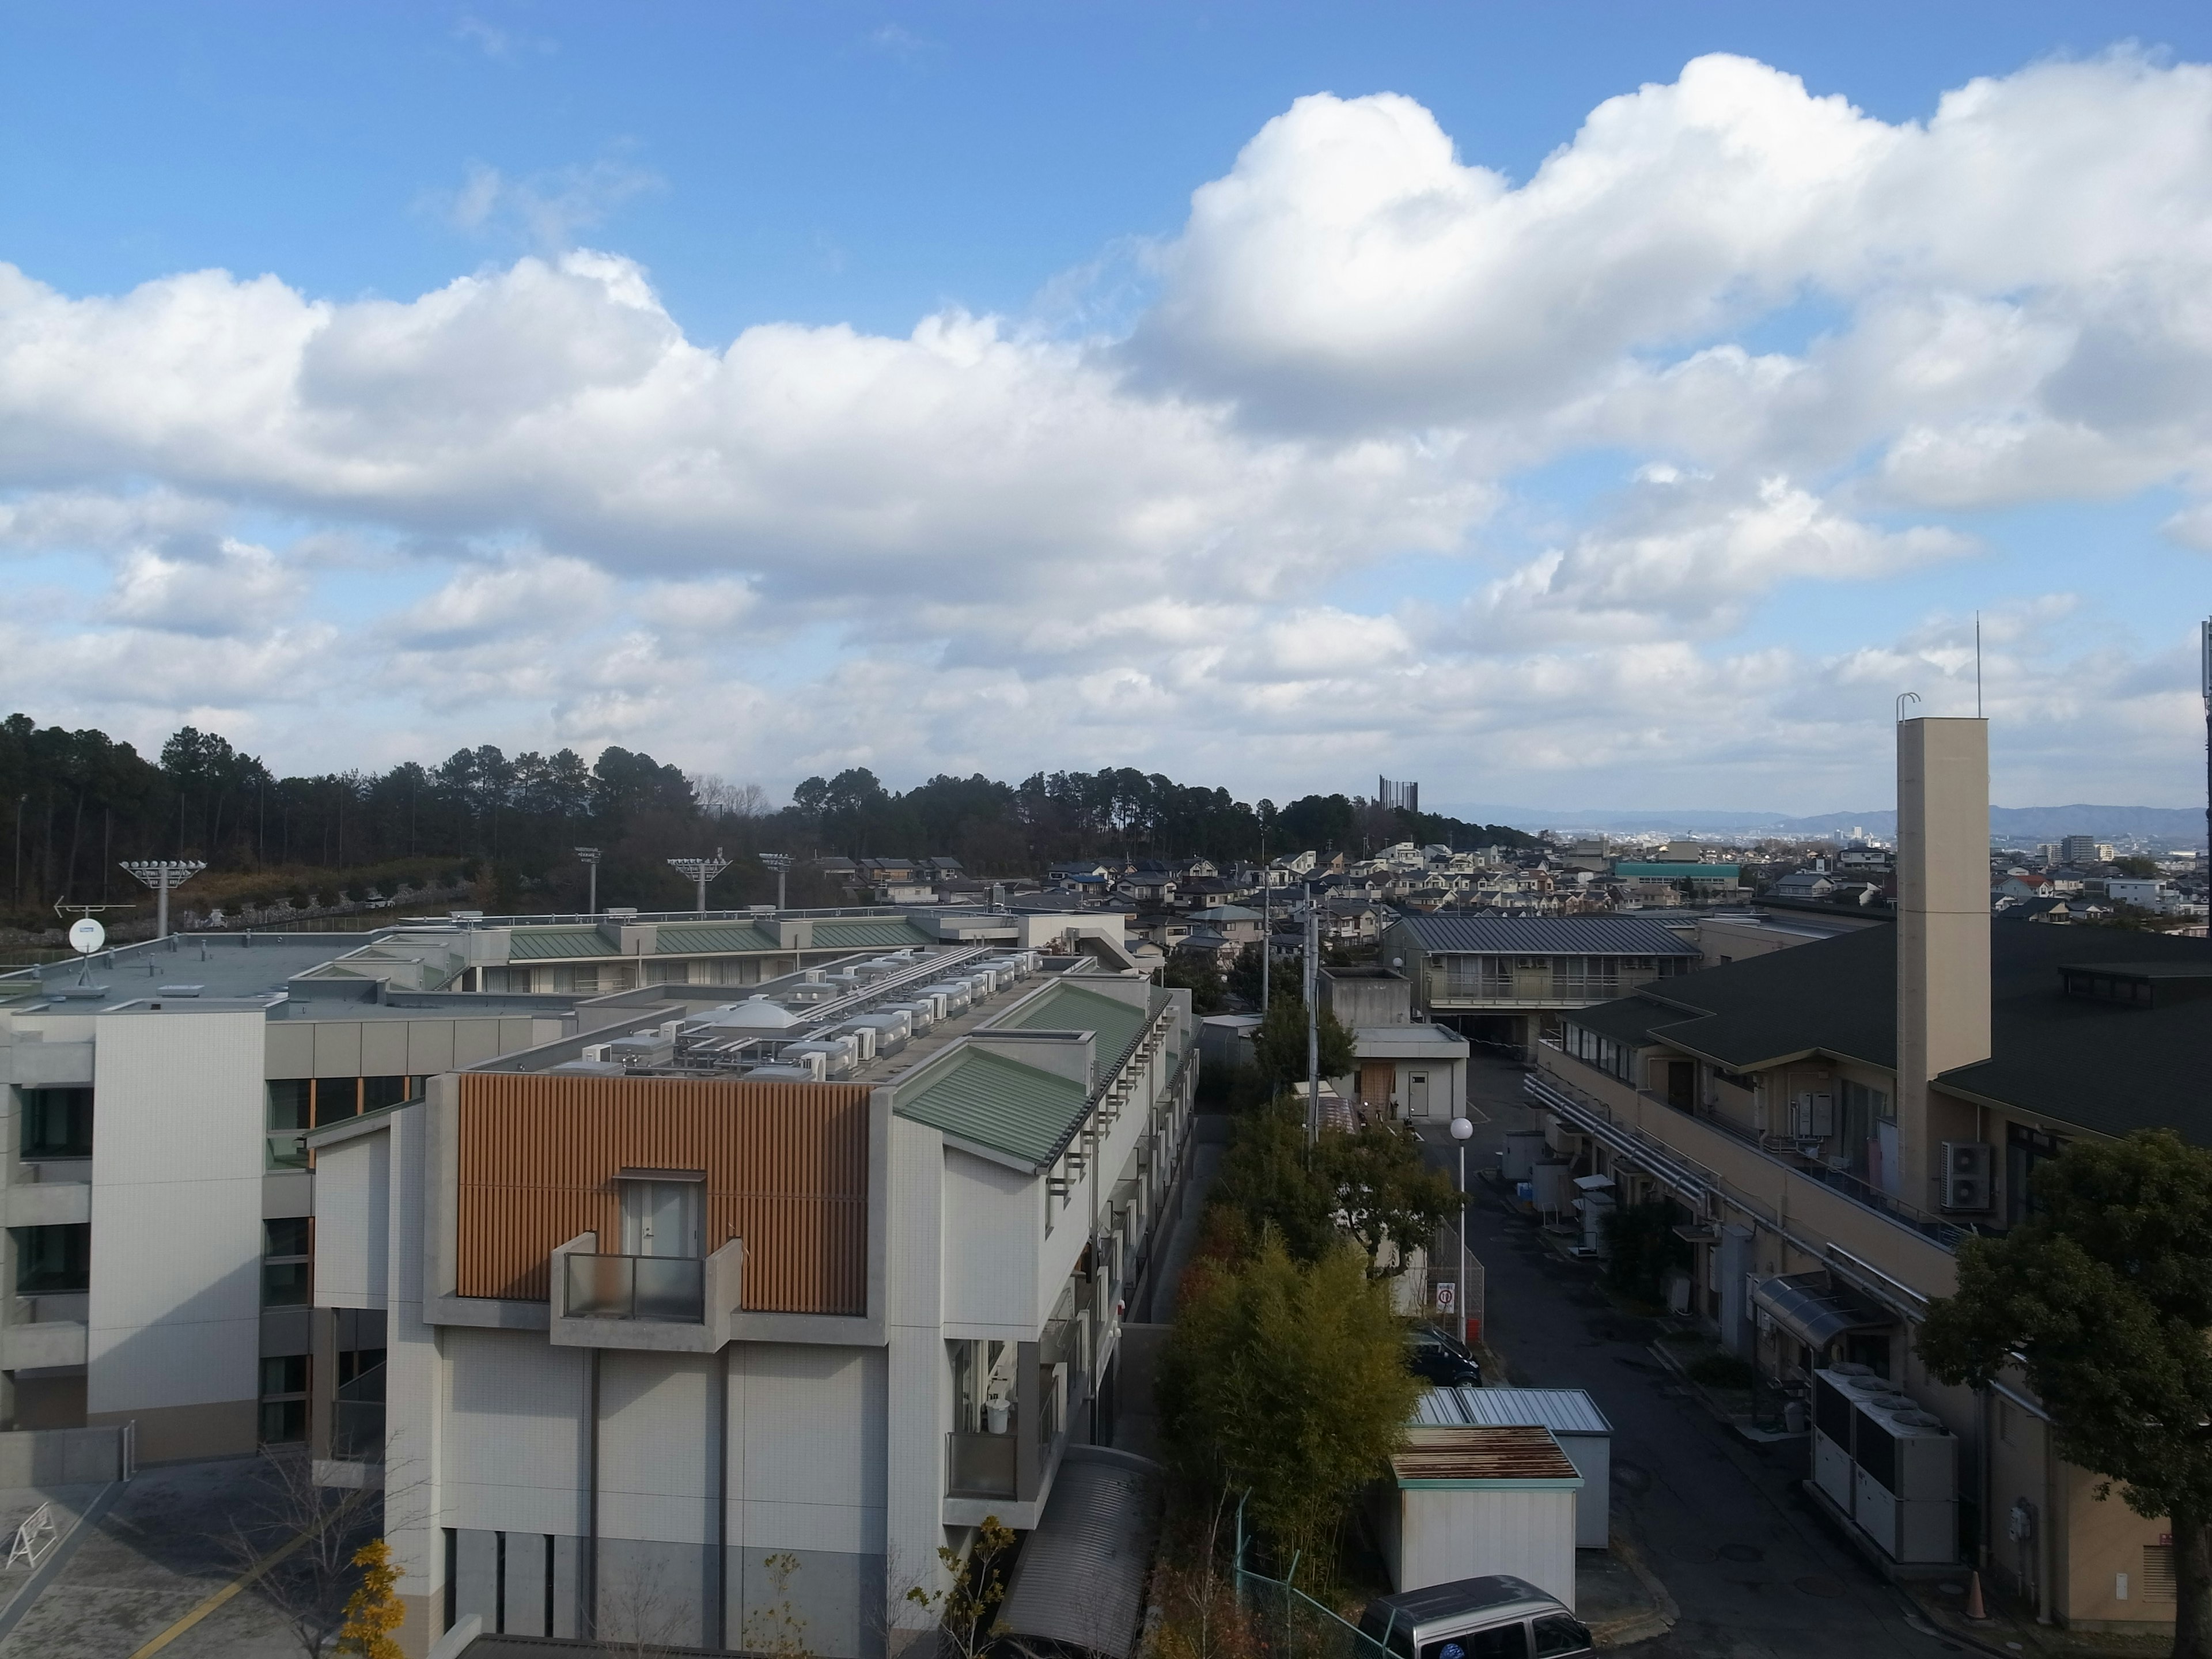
left=1566, top=921, right=2212, bottom=1143
left=1392, top=916, right=1699, bottom=957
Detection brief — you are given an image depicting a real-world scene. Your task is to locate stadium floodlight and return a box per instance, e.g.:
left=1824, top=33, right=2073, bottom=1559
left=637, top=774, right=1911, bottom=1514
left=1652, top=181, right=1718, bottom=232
left=122, top=859, right=207, bottom=941
left=666, top=849, right=733, bottom=915
left=758, top=853, right=794, bottom=912
left=575, top=847, right=603, bottom=916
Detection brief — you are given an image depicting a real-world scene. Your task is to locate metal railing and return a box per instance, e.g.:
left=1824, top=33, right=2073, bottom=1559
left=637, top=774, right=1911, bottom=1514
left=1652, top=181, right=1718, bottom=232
left=562, top=1252, right=706, bottom=1321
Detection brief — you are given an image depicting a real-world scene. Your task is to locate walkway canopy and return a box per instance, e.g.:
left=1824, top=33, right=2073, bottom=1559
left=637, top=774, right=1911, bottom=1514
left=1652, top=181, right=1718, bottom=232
left=997, top=1446, right=1162, bottom=1659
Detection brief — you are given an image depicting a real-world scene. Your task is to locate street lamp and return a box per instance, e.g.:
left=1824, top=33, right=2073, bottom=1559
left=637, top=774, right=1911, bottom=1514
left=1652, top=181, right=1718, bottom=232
left=759, top=852, right=793, bottom=912
left=575, top=847, right=602, bottom=916
left=1450, top=1115, right=1474, bottom=1346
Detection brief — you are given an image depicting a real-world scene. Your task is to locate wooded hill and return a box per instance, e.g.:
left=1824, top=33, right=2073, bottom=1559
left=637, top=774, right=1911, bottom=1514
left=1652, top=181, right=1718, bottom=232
left=0, top=712, right=1536, bottom=929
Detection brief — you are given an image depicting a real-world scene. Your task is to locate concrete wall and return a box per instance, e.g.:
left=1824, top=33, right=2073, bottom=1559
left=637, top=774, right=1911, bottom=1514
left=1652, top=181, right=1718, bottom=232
left=87, top=1009, right=265, bottom=1461
left=941, top=1148, right=1040, bottom=1339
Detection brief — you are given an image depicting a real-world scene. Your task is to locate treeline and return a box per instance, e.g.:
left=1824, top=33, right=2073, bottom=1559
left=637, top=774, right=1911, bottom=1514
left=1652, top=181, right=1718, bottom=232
left=1, top=713, right=1537, bottom=926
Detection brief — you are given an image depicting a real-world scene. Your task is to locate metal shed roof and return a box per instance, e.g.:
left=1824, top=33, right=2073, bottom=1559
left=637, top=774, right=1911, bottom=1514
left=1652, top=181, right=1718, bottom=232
left=1389, top=1425, right=1582, bottom=1487
left=1391, top=917, right=1699, bottom=957
left=1418, top=1387, right=1613, bottom=1437
left=997, top=1447, right=1161, bottom=1659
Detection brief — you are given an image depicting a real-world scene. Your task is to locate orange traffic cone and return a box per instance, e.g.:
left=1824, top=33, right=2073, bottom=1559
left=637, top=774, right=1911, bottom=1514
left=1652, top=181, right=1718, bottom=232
left=1965, top=1571, right=1988, bottom=1620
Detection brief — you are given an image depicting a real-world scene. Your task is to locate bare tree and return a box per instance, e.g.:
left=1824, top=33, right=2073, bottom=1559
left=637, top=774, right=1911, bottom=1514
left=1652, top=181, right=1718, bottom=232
left=741, top=1549, right=816, bottom=1659
left=597, top=1550, right=691, bottom=1656
left=690, top=775, right=770, bottom=820
left=221, top=1447, right=377, bottom=1659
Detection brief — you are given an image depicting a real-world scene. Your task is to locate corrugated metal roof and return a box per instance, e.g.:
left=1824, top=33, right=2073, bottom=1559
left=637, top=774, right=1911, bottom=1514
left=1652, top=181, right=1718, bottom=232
left=998, top=1448, right=1162, bottom=1659
left=896, top=1047, right=1088, bottom=1167
left=1418, top=1387, right=1613, bottom=1436
left=808, top=919, right=937, bottom=949
left=1391, top=916, right=1699, bottom=957
left=1390, top=1425, right=1581, bottom=1486
left=506, top=926, right=617, bottom=960
left=1613, top=862, right=1742, bottom=880
left=654, top=923, right=779, bottom=954
left=999, top=982, right=1150, bottom=1059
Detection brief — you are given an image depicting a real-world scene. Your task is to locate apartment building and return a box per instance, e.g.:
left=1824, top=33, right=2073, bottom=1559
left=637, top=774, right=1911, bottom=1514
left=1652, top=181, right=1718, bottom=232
left=0, top=930, right=566, bottom=1463
left=1383, top=915, right=1700, bottom=1059
left=1525, top=718, right=2212, bottom=1634
left=305, top=944, right=1198, bottom=1657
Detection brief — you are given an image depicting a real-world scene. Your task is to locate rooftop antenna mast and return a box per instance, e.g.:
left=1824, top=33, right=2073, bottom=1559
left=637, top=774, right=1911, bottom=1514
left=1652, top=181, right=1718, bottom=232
left=666, top=849, right=732, bottom=915
left=121, top=859, right=205, bottom=941
left=574, top=847, right=601, bottom=916
left=1975, top=612, right=1983, bottom=719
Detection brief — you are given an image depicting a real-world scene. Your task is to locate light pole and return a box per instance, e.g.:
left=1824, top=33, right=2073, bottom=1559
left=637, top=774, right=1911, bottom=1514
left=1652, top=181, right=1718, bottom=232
left=759, top=852, right=793, bottom=912
left=666, top=849, right=733, bottom=914
left=1303, top=881, right=1320, bottom=1145
left=122, top=859, right=206, bottom=941
left=575, top=847, right=601, bottom=916
left=1450, top=1114, right=1474, bottom=1345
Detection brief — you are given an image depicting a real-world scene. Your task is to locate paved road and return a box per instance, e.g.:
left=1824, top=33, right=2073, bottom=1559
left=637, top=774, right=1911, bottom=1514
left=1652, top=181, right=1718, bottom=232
left=1425, top=1061, right=1964, bottom=1659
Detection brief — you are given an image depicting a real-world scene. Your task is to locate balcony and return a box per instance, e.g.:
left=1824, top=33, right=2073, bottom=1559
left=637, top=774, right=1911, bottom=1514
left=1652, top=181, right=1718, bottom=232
left=547, top=1232, right=744, bottom=1352
left=564, top=1253, right=705, bottom=1322
left=946, top=1426, right=1018, bottom=1498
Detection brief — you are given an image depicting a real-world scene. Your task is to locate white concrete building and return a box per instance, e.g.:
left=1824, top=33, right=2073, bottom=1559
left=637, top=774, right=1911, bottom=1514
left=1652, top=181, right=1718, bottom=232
left=305, top=944, right=1198, bottom=1656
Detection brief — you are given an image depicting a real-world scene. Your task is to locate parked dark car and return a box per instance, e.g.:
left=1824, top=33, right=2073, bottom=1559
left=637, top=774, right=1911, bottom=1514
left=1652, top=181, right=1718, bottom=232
left=1406, top=1323, right=1483, bottom=1388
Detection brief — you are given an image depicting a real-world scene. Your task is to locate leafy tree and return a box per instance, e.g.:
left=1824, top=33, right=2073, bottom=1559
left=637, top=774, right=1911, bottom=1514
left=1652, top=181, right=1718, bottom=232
left=1251, top=993, right=1354, bottom=1088
left=1162, top=955, right=1228, bottom=1014
left=1600, top=1199, right=1692, bottom=1304
left=2112, top=855, right=2160, bottom=879
left=336, top=1539, right=404, bottom=1658
left=1157, top=1230, right=1418, bottom=1586
left=1321, top=1126, right=1459, bottom=1278
left=1210, top=1100, right=1340, bottom=1266
left=1226, top=941, right=1290, bottom=1007
left=1918, top=1129, right=2212, bottom=1658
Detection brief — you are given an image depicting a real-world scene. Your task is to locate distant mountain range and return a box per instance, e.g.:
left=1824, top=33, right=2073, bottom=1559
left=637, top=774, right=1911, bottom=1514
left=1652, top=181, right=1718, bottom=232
left=1437, top=803, right=2209, bottom=843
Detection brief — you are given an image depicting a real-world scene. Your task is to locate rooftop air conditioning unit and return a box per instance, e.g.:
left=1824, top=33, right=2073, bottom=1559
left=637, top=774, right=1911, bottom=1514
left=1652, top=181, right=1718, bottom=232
left=1941, top=1142, right=1993, bottom=1211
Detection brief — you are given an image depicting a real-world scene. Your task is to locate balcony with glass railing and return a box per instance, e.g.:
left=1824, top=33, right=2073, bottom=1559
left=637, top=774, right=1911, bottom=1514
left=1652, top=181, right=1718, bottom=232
left=547, top=1232, right=744, bottom=1351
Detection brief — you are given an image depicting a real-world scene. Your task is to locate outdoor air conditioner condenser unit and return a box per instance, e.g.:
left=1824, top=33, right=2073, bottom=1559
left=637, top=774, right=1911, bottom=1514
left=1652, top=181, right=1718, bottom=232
left=1941, top=1142, right=1994, bottom=1212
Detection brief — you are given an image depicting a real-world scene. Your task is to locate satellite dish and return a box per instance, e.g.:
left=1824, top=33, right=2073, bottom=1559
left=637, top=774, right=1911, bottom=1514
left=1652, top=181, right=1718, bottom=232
left=68, top=918, right=106, bottom=955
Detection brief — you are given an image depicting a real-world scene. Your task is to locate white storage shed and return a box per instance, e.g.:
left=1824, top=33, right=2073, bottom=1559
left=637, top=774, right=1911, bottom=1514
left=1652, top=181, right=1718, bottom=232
left=1419, top=1386, right=1614, bottom=1548
left=1373, top=1426, right=1582, bottom=1612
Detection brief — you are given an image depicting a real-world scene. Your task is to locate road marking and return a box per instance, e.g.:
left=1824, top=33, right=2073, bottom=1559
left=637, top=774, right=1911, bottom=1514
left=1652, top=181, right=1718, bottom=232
left=127, top=1488, right=367, bottom=1659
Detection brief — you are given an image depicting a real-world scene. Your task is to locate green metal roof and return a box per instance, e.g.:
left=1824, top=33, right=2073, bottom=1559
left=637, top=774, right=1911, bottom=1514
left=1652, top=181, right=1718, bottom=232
left=1001, top=982, right=1150, bottom=1062
left=896, top=1047, right=1089, bottom=1167
left=654, top=923, right=779, bottom=954
left=1612, top=863, right=1743, bottom=881
left=808, top=919, right=937, bottom=949
left=507, top=926, right=618, bottom=960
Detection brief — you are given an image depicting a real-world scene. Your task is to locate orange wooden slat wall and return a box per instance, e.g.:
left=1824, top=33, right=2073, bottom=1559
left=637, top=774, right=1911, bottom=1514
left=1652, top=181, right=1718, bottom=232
left=455, top=1073, right=871, bottom=1313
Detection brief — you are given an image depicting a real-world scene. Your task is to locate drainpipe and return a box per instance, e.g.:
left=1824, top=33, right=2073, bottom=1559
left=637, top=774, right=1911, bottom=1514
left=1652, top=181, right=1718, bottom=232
left=717, top=1343, right=730, bottom=1649
left=586, top=1349, right=601, bottom=1638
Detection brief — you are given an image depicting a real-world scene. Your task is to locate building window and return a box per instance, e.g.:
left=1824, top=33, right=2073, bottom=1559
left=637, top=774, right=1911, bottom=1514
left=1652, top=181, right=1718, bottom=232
left=313, top=1078, right=361, bottom=1126
left=644, top=960, right=690, bottom=985
left=263, top=1217, right=311, bottom=1306
left=2006, top=1124, right=2066, bottom=1226
left=18, top=1088, right=93, bottom=1158
left=259, top=1354, right=308, bottom=1445
left=13, top=1224, right=90, bottom=1294
left=361, top=1075, right=413, bottom=1113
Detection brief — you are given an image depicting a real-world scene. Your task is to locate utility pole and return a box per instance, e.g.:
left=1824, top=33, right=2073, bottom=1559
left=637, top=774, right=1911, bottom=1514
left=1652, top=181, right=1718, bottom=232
left=1257, top=819, right=1269, bottom=1016
left=2202, top=619, right=2211, bottom=869
left=122, top=859, right=206, bottom=941
left=1304, top=881, right=1320, bottom=1145
left=575, top=847, right=601, bottom=915
left=666, top=849, right=732, bottom=915
left=759, top=852, right=793, bottom=912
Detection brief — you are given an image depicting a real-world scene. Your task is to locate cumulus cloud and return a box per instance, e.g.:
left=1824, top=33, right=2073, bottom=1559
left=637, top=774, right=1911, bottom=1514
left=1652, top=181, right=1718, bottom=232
left=4, top=50, right=2212, bottom=808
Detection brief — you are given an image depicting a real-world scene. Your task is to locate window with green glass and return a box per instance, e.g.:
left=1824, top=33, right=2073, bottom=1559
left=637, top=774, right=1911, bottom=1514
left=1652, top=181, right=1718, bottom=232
left=20, top=1088, right=93, bottom=1158
left=262, top=1217, right=310, bottom=1306
left=266, top=1080, right=311, bottom=1131
left=13, top=1224, right=90, bottom=1294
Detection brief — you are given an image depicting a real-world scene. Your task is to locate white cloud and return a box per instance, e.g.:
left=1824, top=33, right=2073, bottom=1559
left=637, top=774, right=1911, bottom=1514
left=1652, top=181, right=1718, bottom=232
left=105, top=537, right=306, bottom=636
left=4, top=51, right=2212, bottom=809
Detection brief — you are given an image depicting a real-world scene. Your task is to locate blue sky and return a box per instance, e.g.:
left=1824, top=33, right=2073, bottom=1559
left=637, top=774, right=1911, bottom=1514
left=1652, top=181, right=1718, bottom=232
left=4, top=3, right=2211, bottom=813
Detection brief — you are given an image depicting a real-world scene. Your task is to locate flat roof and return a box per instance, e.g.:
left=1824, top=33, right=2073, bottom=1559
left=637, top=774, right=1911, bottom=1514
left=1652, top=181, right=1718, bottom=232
left=1392, top=916, right=1699, bottom=957
left=1, top=931, right=384, bottom=1007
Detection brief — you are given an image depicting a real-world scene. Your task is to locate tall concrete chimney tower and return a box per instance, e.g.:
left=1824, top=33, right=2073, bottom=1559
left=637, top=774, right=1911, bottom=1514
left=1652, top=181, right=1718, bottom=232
left=1895, top=717, right=1990, bottom=1211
